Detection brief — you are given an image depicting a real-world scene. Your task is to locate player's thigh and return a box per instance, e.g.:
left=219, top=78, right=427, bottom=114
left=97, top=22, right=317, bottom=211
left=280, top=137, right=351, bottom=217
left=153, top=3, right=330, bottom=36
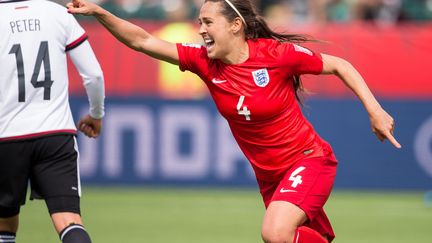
left=0, top=141, right=32, bottom=209
left=30, top=135, right=81, bottom=213
left=262, top=201, right=307, bottom=239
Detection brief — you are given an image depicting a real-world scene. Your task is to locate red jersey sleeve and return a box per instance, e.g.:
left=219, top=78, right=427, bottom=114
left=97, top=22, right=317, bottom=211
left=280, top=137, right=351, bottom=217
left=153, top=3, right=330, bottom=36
left=280, top=43, right=323, bottom=75
left=176, top=43, right=209, bottom=77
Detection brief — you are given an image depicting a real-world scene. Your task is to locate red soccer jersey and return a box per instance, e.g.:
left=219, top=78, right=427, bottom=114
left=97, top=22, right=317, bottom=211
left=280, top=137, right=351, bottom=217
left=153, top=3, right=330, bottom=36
left=177, top=38, right=336, bottom=181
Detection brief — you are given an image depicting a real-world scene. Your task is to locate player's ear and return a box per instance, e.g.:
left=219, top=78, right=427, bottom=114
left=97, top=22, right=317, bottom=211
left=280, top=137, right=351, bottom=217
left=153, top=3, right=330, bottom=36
left=231, top=17, right=243, bottom=34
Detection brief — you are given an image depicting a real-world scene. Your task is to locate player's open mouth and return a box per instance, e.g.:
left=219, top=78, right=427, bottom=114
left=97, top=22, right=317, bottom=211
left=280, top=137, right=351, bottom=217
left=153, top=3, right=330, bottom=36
left=204, top=38, right=215, bottom=49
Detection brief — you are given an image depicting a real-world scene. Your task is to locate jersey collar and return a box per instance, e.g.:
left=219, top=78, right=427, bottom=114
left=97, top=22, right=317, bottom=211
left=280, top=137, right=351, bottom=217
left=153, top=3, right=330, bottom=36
left=246, top=39, right=258, bottom=61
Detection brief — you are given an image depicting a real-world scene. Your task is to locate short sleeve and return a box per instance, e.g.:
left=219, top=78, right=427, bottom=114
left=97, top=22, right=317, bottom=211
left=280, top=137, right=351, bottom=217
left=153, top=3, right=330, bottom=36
left=177, top=43, right=209, bottom=76
left=281, top=43, right=323, bottom=75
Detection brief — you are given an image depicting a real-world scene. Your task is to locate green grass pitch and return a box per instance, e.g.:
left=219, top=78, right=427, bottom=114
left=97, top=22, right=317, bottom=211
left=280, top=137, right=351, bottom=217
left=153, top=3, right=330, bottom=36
left=17, top=187, right=432, bottom=242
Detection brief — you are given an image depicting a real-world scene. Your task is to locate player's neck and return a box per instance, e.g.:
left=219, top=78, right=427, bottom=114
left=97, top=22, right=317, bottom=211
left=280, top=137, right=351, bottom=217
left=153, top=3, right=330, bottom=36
left=221, top=39, right=249, bottom=65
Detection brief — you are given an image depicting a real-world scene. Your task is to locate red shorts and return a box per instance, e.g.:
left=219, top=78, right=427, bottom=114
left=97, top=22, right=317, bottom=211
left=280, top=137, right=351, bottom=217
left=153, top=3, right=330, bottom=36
left=257, top=156, right=337, bottom=242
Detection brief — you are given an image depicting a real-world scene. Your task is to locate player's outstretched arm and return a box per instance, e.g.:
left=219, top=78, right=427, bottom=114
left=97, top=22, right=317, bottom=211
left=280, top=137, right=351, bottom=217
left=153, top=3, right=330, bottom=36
left=321, top=54, right=402, bottom=149
left=66, top=0, right=179, bottom=65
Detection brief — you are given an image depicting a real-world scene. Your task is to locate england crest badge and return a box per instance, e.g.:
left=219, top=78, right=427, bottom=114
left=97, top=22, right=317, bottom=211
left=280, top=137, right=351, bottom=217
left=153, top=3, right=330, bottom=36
left=252, top=68, right=270, bottom=87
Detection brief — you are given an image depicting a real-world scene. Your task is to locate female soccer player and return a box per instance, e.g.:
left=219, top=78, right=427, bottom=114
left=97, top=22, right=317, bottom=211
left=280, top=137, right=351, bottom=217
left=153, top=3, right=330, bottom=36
left=67, top=0, right=401, bottom=242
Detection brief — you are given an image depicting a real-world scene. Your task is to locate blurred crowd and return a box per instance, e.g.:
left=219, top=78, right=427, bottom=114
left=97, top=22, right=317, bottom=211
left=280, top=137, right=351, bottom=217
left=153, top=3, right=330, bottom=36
left=57, top=0, right=432, bottom=25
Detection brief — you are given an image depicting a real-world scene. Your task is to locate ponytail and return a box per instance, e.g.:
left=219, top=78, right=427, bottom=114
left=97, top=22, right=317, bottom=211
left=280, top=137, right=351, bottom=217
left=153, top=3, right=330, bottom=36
left=247, top=15, right=314, bottom=44
left=251, top=16, right=310, bottom=105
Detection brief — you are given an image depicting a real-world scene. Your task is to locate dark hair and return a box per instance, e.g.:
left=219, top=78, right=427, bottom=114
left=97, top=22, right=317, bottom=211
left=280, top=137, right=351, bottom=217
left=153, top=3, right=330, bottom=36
left=204, top=0, right=314, bottom=102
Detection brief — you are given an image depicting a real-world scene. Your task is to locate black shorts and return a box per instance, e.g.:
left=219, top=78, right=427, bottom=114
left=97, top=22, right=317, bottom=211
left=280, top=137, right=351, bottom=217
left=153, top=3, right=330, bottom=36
left=0, top=134, right=81, bottom=208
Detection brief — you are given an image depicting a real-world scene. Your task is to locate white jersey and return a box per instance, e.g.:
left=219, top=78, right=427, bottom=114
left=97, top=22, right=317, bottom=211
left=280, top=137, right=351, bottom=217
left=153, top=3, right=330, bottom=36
left=0, top=0, right=103, bottom=141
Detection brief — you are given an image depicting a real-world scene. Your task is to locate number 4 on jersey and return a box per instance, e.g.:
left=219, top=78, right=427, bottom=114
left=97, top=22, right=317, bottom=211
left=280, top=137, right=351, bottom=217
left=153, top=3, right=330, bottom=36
left=9, top=41, right=54, bottom=102
left=237, top=95, right=251, bottom=120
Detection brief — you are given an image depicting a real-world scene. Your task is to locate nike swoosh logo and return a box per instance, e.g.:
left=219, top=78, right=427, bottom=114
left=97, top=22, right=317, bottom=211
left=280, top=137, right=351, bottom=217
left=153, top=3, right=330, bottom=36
left=280, top=188, right=297, bottom=193
left=212, top=78, right=227, bottom=84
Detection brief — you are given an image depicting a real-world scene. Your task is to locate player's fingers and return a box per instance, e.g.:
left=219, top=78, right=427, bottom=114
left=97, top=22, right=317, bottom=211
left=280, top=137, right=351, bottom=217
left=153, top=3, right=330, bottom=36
left=68, top=7, right=86, bottom=15
left=80, top=123, right=98, bottom=138
left=92, top=128, right=100, bottom=137
left=88, top=125, right=99, bottom=138
left=67, top=1, right=90, bottom=14
left=83, top=128, right=94, bottom=138
left=384, top=131, right=402, bottom=149
left=67, top=7, right=78, bottom=14
left=373, top=130, right=385, bottom=141
left=80, top=127, right=89, bottom=135
left=389, top=122, right=395, bottom=134
left=72, top=0, right=81, bottom=6
left=90, top=130, right=98, bottom=138
left=80, top=124, right=93, bottom=135
left=79, top=122, right=88, bottom=131
left=93, top=123, right=101, bottom=135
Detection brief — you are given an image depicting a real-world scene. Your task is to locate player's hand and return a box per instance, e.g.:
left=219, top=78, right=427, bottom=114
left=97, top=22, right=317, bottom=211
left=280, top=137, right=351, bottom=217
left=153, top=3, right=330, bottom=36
left=66, top=0, right=99, bottom=16
left=78, top=115, right=102, bottom=138
left=369, top=108, right=401, bottom=148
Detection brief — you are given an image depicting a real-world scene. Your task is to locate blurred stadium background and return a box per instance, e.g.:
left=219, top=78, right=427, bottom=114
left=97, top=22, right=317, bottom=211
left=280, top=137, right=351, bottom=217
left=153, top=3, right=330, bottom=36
left=21, top=0, right=432, bottom=242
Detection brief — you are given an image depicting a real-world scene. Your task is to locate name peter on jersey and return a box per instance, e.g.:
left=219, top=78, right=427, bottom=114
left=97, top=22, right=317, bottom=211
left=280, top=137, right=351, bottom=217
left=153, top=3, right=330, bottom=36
left=10, top=18, right=40, bottom=34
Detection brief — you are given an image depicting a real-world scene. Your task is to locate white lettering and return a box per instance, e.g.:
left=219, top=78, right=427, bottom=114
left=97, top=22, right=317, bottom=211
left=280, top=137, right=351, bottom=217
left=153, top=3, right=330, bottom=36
left=160, top=106, right=210, bottom=179
left=289, top=166, right=306, bottom=188
left=75, top=103, right=253, bottom=183
left=104, top=106, right=154, bottom=178
left=414, top=115, right=432, bottom=178
left=237, top=96, right=251, bottom=120
left=215, top=117, right=253, bottom=180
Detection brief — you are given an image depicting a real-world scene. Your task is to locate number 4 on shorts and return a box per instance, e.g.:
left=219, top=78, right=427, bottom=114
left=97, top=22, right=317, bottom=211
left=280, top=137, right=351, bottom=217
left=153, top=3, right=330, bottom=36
left=289, top=166, right=306, bottom=188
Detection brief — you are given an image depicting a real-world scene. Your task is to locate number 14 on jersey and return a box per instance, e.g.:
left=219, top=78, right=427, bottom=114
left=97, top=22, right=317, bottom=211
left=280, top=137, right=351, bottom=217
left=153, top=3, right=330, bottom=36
left=9, top=41, right=53, bottom=102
